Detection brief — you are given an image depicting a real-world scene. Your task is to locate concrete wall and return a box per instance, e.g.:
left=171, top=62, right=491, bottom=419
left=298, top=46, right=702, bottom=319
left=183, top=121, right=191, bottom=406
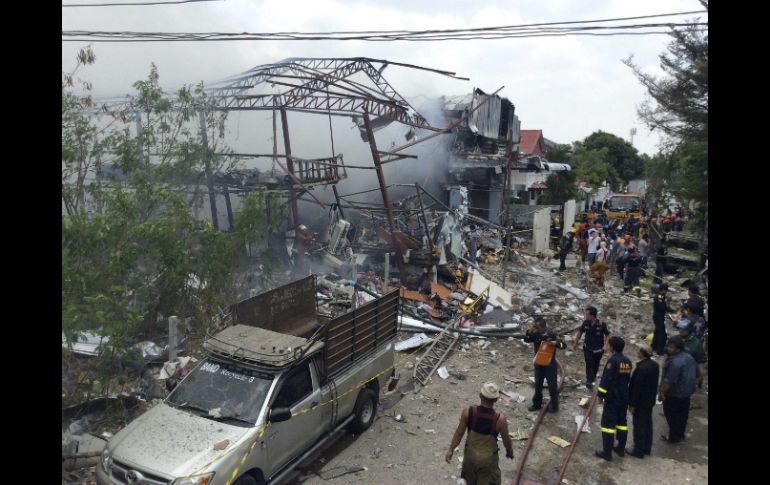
left=532, top=207, right=551, bottom=253
left=509, top=204, right=560, bottom=226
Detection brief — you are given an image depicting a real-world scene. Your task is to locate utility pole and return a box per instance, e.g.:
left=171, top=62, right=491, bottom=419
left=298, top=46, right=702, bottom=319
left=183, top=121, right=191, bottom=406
left=198, top=111, right=219, bottom=230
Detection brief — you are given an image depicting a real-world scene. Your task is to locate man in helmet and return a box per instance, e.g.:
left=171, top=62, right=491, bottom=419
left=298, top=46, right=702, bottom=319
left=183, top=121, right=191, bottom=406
left=445, top=382, right=514, bottom=485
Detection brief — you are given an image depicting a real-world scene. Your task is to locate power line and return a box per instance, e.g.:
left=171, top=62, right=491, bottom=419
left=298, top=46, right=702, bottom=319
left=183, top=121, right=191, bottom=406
left=63, top=0, right=219, bottom=7
left=62, top=10, right=707, bottom=42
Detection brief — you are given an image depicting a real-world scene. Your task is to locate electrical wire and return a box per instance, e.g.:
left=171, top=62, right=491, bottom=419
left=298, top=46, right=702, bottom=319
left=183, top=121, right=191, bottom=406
left=63, top=0, right=218, bottom=6
left=62, top=10, right=707, bottom=42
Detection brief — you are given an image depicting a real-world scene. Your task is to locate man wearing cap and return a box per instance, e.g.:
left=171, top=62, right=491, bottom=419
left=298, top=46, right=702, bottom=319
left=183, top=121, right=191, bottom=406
left=445, top=382, right=514, bottom=485
left=652, top=284, right=674, bottom=355
left=524, top=317, right=566, bottom=413
left=676, top=319, right=707, bottom=388
left=659, top=336, right=697, bottom=443
left=627, top=344, right=660, bottom=458
left=558, top=228, right=576, bottom=271
left=595, top=336, right=633, bottom=461
left=573, top=306, right=610, bottom=390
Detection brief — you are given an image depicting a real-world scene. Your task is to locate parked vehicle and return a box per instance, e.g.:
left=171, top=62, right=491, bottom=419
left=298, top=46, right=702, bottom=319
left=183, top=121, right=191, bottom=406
left=97, top=276, right=398, bottom=485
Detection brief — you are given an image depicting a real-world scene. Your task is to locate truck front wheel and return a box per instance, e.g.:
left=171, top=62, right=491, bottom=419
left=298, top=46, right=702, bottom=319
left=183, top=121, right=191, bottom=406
left=350, top=388, right=377, bottom=434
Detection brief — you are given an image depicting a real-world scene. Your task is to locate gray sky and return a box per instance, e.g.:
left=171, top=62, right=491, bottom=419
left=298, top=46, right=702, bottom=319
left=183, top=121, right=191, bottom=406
left=62, top=0, right=707, bottom=156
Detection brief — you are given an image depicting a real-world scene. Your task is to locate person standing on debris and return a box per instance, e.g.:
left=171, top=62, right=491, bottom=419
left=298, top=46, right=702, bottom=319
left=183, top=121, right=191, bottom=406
left=623, top=247, right=642, bottom=294
left=652, top=284, right=674, bottom=356
left=468, top=224, right=480, bottom=265
left=577, top=219, right=590, bottom=264
left=558, top=228, right=576, bottom=271
left=587, top=229, right=600, bottom=265
left=654, top=236, right=667, bottom=283
left=682, top=302, right=707, bottom=344
left=445, top=382, right=514, bottom=485
left=524, top=317, right=566, bottom=413
left=685, top=285, right=705, bottom=318
left=638, top=234, right=650, bottom=269
left=627, top=343, right=660, bottom=458
left=573, top=306, right=611, bottom=389
left=675, top=320, right=707, bottom=388
left=658, top=336, right=697, bottom=443
left=596, top=241, right=609, bottom=264
left=595, top=336, right=633, bottom=461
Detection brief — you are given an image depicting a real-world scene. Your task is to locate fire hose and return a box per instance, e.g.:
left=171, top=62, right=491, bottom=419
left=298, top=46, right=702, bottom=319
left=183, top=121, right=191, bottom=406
left=512, top=358, right=565, bottom=485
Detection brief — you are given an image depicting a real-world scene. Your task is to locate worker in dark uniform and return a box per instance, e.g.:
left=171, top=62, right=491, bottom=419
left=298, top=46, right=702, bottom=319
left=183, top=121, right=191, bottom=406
left=558, top=228, right=576, bottom=271
left=595, top=336, right=633, bottom=461
left=524, top=317, right=566, bottom=413
left=445, top=382, right=514, bottom=485
left=652, top=284, right=674, bottom=355
left=685, top=285, right=705, bottom=317
left=624, top=247, right=642, bottom=294
left=627, top=343, right=660, bottom=458
left=573, top=306, right=610, bottom=390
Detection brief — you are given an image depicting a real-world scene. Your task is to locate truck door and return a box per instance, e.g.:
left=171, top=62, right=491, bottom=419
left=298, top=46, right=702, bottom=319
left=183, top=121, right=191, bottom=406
left=267, top=359, right=325, bottom=472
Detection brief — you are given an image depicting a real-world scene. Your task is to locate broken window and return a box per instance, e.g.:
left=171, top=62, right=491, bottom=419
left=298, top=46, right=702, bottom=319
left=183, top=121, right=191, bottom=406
left=273, top=361, right=314, bottom=409
left=167, top=358, right=273, bottom=425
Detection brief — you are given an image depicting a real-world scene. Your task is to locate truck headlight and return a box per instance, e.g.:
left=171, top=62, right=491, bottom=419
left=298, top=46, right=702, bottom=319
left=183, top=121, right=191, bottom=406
left=172, top=473, right=215, bottom=485
left=101, top=448, right=112, bottom=472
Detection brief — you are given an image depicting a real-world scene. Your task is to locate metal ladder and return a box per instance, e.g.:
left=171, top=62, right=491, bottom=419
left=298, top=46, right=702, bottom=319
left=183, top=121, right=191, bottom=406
left=413, top=320, right=460, bottom=386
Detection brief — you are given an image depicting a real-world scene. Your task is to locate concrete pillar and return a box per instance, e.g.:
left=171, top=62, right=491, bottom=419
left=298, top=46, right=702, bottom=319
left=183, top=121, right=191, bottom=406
left=563, top=199, right=577, bottom=235
left=533, top=207, right=550, bottom=253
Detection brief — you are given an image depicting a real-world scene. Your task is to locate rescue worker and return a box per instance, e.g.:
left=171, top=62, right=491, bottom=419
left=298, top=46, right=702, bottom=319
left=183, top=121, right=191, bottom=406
left=445, top=382, right=514, bottom=485
left=573, top=306, right=610, bottom=390
left=658, top=336, right=697, bottom=443
left=627, top=343, right=660, bottom=458
left=558, top=228, right=576, bottom=271
left=623, top=247, right=642, bottom=294
left=524, top=317, right=566, bottom=413
left=685, top=285, right=705, bottom=318
left=652, top=284, right=673, bottom=356
left=595, top=336, right=633, bottom=461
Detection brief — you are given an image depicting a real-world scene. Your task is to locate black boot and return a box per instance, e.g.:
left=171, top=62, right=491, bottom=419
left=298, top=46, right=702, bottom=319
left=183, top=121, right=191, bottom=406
left=613, top=445, right=625, bottom=457
left=595, top=450, right=612, bottom=461
left=528, top=404, right=541, bottom=412
left=626, top=448, right=644, bottom=458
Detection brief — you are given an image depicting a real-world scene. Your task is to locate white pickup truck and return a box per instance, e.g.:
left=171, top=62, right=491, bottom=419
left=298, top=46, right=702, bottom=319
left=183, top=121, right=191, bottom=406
left=97, top=276, right=398, bottom=485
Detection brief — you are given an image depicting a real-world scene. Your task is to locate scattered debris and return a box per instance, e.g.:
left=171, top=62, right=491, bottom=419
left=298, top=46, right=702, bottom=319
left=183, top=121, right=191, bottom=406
left=574, top=415, right=591, bottom=433
left=437, top=366, right=450, bottom=379
left=318, top=465, right=366, bottom=480
left=547, top=436, right=571, bottom=448
left=395, top=333, right=433, bottom=352
left=213, top=439, right=230, bottom=450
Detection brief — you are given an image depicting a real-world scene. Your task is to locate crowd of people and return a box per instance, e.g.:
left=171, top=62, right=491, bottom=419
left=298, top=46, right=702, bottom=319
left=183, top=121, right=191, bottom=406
left=446, top=297, right=707, bottom=484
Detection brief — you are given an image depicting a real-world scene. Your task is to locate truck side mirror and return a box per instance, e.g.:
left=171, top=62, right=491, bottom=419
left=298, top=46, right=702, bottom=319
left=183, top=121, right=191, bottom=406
left=269, top=407, right=292, bottom=423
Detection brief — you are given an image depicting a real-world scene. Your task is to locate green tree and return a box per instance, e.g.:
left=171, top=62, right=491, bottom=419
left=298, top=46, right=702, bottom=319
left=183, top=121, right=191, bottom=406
left=539, top=170, right=579, bottom=205
left=582, top=131, right=643, bottom=186
left=61, top=52, right=276, bottom=400
left=624, top=18, right=708, bottom=230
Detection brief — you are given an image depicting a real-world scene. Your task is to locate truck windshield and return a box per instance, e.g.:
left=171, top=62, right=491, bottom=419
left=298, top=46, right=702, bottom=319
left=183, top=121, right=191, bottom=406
left=608, top=197, right=640, bottom=210
left=167, top=359, right=274, bottom=425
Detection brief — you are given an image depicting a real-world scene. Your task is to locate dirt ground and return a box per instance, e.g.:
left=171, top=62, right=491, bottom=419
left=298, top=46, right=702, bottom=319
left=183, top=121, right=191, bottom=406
left=290, top=257, right=708, bottom=485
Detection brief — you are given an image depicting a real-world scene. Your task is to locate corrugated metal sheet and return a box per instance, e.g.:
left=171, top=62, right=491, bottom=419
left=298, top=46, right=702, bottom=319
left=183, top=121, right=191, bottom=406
left=469, top=92, right=503, bottom=139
